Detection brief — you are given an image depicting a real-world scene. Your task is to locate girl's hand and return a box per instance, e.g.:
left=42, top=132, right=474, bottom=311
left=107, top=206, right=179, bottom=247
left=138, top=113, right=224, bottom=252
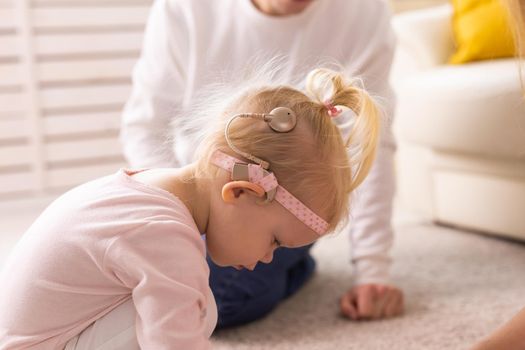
left=339, top=284, right=404, bottom=320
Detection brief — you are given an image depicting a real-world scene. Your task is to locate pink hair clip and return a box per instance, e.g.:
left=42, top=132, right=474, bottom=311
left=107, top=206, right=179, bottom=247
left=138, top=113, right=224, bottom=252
left=324, top=100, right=341, bottom=117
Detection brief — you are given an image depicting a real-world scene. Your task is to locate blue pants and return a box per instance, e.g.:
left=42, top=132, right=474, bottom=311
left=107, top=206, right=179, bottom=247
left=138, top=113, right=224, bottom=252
left=207, top=245, right=315, bottom=329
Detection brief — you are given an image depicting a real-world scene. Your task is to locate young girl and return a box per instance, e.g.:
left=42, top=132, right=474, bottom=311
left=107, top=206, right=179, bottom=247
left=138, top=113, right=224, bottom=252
left=0, top=68, right=380, bottom=349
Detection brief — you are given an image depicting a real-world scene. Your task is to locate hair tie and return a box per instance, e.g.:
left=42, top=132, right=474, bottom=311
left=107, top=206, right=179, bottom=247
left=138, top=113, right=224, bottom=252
left=323, top=100, right=341, bottom=117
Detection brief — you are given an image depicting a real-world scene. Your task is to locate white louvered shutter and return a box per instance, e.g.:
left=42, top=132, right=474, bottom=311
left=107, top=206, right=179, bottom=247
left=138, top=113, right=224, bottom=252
left=0, top=0, right=152, bottom=198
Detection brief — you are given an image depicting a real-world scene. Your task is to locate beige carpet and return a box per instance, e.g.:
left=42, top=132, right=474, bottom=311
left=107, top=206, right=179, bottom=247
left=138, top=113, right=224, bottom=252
left=212, top=223, right=525, bottom=350
left=1, top=200, right=524, bottom=349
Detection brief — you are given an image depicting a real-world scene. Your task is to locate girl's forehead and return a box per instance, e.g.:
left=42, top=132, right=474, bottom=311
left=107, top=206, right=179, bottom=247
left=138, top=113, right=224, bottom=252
left=274, top=209, right=319, bottom=248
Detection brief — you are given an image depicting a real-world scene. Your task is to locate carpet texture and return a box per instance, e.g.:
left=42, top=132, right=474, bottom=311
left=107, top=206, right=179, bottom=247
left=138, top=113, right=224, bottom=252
left=1, top=200, right=524, bottom=349
left=212, top=223, right=525, bottom=350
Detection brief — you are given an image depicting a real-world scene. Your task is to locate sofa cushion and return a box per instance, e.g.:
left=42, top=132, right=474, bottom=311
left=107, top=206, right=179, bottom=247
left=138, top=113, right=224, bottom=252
left=450, top=0, right=515, bottom=64
left=395, top=58, right=525, bottom=159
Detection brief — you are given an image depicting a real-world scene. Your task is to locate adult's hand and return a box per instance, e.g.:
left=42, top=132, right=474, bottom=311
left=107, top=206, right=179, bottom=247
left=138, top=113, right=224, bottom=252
left=340, top=283, right=404, bottom=320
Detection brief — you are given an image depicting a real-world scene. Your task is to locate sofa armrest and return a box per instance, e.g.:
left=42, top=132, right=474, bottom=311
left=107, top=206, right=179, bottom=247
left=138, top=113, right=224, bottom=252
left=392, top=4, right=455, bottom=70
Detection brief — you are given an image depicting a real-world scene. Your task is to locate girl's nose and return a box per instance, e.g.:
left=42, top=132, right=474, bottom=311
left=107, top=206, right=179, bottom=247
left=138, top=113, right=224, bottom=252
left=260, top=249, right=275, bottom=264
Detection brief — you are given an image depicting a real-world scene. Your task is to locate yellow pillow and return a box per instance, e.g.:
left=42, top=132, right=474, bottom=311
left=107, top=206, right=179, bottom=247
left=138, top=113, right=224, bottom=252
left=450, top=0, right=516, bottom=64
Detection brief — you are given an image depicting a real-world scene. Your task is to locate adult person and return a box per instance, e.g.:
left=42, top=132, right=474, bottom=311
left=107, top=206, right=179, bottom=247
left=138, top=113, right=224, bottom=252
left=121, top=0, right=404, bottom=328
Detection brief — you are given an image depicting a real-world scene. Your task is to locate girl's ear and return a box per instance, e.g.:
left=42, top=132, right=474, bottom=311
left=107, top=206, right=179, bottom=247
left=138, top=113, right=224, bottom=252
left=222, top=181, right=265, bottom=203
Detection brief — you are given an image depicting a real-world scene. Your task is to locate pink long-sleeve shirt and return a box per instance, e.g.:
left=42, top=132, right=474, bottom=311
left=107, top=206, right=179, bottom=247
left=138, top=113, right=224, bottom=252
left=0, top=169, right=217, bottom=349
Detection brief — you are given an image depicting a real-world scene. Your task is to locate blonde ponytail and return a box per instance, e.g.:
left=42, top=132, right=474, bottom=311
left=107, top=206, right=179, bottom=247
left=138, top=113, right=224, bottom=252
left=306, top=68, right=381, bottom=191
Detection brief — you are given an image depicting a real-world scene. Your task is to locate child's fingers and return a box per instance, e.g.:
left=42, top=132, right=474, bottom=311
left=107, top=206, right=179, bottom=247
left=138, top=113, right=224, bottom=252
left=384, top=290, right=404, bottom=318
left=356, top=285, right=376, bottom=319
left=340, top=293, right=358, bottom=320
left=380, top=291, right=396, bottom=318
left=373, top=290, right=391, bottom=319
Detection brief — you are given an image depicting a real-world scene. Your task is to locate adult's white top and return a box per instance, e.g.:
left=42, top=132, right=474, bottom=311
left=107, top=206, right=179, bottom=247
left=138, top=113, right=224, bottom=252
left=121, top=0, right=397, bottom=285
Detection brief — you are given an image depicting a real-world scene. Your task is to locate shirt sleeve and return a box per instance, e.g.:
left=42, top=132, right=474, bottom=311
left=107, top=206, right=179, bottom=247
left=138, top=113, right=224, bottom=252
left=120, top=0, right=189, bottom=168
left=104, top=221, right=212, bottom=350
left=345, top=2, right=397, bottom=286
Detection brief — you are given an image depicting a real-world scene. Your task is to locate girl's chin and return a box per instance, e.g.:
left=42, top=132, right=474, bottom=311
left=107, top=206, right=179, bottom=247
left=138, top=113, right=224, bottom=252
left=207, top=254, right=240, bottom=269
left=206, top=251, right=248, bottom=269
left=206, top=253, right=226, bottom=267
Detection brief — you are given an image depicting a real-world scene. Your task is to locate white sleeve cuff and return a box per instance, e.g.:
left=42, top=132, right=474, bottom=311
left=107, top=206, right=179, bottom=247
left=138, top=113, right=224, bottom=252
left=352, top=256, right=392, bottom=286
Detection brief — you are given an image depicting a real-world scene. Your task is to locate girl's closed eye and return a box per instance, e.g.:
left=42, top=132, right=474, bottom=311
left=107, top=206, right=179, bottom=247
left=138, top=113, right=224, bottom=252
left=273, top=236, right=281, bottom=247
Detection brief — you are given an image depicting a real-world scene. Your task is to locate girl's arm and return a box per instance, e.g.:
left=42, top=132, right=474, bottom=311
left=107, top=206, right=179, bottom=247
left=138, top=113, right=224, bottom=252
left=105, top=221, right=213, bottom=350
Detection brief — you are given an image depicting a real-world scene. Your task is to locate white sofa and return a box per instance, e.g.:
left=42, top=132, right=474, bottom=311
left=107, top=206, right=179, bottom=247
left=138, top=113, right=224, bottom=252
left=391, top=5, right=525, bottom=240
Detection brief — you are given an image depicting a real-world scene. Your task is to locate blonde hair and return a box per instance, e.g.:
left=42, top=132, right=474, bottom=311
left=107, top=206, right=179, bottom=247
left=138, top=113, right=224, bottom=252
left=192, top=68, right=380, bottom=233
left=503, top=0, right=525, bottom=88
left=504, top=0, right=525, bottom=57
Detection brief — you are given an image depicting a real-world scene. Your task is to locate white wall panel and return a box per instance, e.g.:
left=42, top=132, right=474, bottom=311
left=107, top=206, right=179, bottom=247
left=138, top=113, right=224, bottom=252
left=0, top=145, right=32, bottom=167
left=38, top=58, right=135, bottom=83
left=0, top=64, right=23, bottom=87
left=32, top=7, right=148, bottom=28
left=43, top=111, right=121, bottom=136
left=45, top=138, right=122, bottom=162
left=0, top=117, right=29, bottom=139
left=0, top=93, right=27, bottom=113
left=0, top=9, right=16, bottom=30
left=0, top=36, right=21, bottom=57
left=0, top=172, right=37, bottom=194
left=40, top=85, right=131, bottom=110
left=35, top=32, right=142, bottom=56
left=46, top=162, right=126, bottom=189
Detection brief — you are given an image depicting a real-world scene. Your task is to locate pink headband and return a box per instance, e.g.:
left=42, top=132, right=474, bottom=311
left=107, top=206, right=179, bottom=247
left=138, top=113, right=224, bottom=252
left=211, top=150, right=329, bottom=235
